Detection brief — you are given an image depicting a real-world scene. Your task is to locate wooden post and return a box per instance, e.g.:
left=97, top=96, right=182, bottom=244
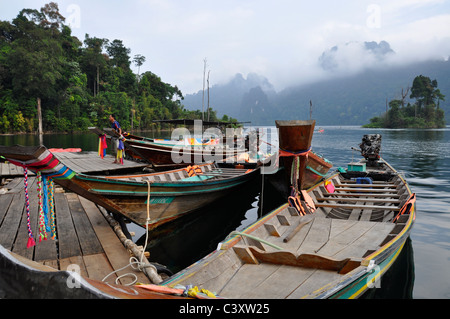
left=202, top=58, right=207, bottom=121
left=37, top=97, right=43, bottom=144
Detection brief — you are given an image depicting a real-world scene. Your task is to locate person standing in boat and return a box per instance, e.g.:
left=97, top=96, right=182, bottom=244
left=109, top=114, right=124, bottom=164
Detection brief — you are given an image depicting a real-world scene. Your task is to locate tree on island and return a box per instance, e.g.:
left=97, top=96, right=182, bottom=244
left=0, top=2, right=237, bottom=134
left=364, top=75, right=446, bottom=128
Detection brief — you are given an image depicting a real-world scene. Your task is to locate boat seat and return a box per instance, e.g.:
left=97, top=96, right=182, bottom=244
left=233, top=245, right=362, bottom=275
left=181, top=175, right=215, bottom=182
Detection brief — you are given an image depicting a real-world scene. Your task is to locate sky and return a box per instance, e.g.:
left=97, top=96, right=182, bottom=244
left=1, top=0, right=450, bottom=94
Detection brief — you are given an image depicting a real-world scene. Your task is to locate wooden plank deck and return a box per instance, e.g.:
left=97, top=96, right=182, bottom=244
left=0, top=177, right=152, bottom=286
left=1, top=151, right=149, bottom=179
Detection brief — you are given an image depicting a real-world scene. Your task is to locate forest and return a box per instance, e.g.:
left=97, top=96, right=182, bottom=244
left=0, top=3, right=234, bottom=134
left=363, top=75, right=446, bottom=128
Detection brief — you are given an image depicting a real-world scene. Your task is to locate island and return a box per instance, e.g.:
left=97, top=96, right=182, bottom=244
left=363, top=75, right=446, bottom=129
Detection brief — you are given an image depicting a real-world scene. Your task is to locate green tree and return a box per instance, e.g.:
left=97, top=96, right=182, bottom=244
left=106, top=39, right=131, bottom=69
left=0, top=3, right=237, bottom=133
left=80, top=34, right=108, bottom=97
left=364, top=75, right=446, bottom=129
left=133, top=54, right=146, bottom=82
left=410, top=75, right=445, bottom=109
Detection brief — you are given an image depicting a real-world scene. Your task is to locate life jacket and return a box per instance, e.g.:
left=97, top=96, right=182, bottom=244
left=393, top=193, right=416, bottom=222
left=185, top=165, right=202, bottom=177
left=324, top=180, right=335, bottom=193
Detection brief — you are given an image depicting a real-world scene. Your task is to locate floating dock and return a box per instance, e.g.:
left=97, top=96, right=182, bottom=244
left=0, top=152, right=154, bottom=286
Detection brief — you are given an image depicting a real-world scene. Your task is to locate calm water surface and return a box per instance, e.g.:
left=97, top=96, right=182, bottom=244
left=1, top=126, right=449, bottom=299
left=310, top=126, right=450, bottom=299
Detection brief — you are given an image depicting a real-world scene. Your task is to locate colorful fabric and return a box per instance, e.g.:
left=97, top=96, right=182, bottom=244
left=98, top=134, right=107, bottom=158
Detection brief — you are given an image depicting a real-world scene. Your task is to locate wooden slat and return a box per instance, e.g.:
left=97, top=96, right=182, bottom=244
left=79, top=196, right=150, bottom=285
left=335, top=183, right=396, bottom=188
left=12, top=178, right=39, bottom=260
left=0, top=193, right=24, bottom=250
left=59, top=255, right=89, bottom=277
left=219, top=263, right=281, bottom=298
left=66, top=193, right=103, bottom=256
left=9, top=164, right=19, bottom=176
left=321, top=193, right=400, bottom=198
left=316, top=202, right=400, bottom=211
left=0, top=193, right=14, bottom=227
left=333, top=188, right=398, bottom=193
left=245, top=264, right=316, bottom=299
left=296, top=217, right=332, bottom=254
left=54, top=192, right=82, bottom=259
left=1, top=163, right=10, bottom=176
left=52, top=152, right=148, bottom=174
left=83, top=253, right=117, bottom=283
left=2, top=177, right=24, bottom=193
left=316, top=197, right=400, bottom=204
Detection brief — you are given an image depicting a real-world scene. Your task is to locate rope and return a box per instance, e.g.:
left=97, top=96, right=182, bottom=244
left=101, top=180, right=160, bottom=286
left=226, top=231, right=283, bottom=251
left=291, top=156, right=300, bottom=192
left=42, top=175, right=50, bottom=232
left=37, top=172, right=47, bottom=242
left=48, top=178, right=56, bottom=240
left=279, top=146, right=311, bottom=157
left=23, top=167, right=35, bottom=249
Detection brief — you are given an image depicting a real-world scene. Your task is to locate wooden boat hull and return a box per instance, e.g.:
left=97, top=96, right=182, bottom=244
left=0, top=245, right=183, bottom=299
left=122, top=138, right=244, bottom=166
left=275, top=120, right=316, bottom=190
left=102, top=129, right=247, bottom=167
left=57, top=168, right=257, bottom=229
left=303, top=151, right=333, bottom=189
left=162, top=156, right=415, bottom=299
left=0, top=145, right=259, bottom=230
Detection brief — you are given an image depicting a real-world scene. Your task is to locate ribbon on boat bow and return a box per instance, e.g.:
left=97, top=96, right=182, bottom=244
left=279, top=147, right=312, bottom=193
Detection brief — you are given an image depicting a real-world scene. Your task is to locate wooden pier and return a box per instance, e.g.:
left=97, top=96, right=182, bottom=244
left=1, top=150, right=149, bottom=178
left=0, top=152, right=154, bottom=286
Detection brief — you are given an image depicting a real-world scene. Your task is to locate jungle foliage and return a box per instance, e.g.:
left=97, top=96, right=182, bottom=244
left=0, top=2, right=234, bottom=133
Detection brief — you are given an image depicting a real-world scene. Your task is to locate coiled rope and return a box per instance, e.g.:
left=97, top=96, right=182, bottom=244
left=101, top=180, right=162, bottom=286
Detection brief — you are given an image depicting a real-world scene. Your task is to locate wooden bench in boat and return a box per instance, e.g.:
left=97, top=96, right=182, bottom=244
left=233, top=245, right=362, bottom=274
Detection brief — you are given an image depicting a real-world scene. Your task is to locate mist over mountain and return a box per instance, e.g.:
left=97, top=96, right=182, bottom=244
left=182, top=41, right=450, bottom=126
left=319, top=41, right=395, bottom=72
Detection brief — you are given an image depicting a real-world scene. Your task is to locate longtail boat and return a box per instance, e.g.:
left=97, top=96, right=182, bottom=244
left=303, top=151, right=333, bottom=189
left=0, top=132, right=415, bottom=299
left=91, top=125, right=251, bottom=169
left=161, top=134, right=416, bottom=298
left=0, top=145, right=259, bottom=230
left=275, top=120, right=333, bottom=190
left=266, top=120, right=333, bottom=198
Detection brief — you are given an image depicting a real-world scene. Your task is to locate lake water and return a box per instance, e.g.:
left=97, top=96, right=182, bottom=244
left=1, top=125, right=449, bottom=299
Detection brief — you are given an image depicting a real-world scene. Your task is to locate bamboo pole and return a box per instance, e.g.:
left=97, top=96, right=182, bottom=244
left=98, top=206, right=163, bottom=284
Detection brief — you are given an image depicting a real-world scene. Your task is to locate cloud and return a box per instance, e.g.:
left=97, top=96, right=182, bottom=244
left=2, top=0, right=450, bottom=94
left=318, top=41, right=395, bottom=74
